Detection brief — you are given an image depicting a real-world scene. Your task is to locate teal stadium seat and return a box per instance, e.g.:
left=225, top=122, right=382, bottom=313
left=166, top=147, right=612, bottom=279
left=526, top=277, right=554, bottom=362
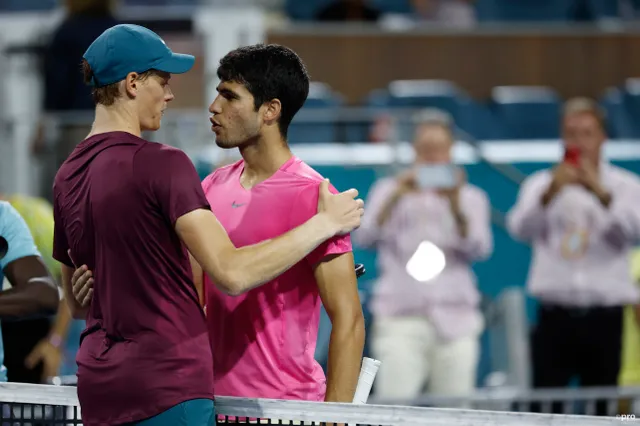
left=490, top=86, right=561, bottom=140
left=601, top=87, right=638, bottom=139
left=0, top=0, right=56, bottom=11
left=622, top=79, right=640, bottom=139
left=476, top=0, right=573, bottom=22
left=285, top=0, right=415, bottom=20
left=357, top=80, right=503, bottom=142
left=287, top=82, right=344, bottom=144
left=285, top=0, right=332, bottom=21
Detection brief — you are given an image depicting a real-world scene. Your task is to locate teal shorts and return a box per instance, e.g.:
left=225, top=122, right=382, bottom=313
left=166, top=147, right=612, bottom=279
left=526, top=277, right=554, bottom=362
left=128, top=399, right=215, bottom=426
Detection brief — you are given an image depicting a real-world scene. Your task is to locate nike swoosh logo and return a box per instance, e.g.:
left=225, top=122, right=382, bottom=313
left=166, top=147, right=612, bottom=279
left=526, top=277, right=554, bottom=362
left=231, top=202, right=246, bottom=208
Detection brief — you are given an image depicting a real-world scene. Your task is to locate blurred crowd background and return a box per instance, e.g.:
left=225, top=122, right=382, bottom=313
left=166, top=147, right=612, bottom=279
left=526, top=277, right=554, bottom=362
left=2, top=0, right=640, bottom=418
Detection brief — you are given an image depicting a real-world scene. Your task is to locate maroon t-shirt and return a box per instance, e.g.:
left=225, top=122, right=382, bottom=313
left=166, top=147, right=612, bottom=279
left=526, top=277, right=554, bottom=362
left=52, top=131, right=214, bottom=425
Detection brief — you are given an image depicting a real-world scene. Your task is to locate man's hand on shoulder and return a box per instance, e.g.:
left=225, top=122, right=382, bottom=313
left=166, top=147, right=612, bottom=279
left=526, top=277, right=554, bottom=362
left=316, top=179, right=364, bottom=236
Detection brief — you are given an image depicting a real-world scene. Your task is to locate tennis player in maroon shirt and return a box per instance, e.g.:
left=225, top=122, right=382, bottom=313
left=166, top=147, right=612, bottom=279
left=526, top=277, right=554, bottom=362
left=52, top=24, right=364, bottom=426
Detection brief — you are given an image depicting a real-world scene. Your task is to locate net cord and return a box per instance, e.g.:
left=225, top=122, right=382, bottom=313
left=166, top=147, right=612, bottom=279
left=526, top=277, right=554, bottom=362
left=0, top=383, right=620, bottom=425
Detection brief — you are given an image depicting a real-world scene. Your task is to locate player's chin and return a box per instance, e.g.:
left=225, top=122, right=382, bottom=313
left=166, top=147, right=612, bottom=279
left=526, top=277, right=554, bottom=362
left=143, top=118, right=163, bottom=132
left=215, top=138, right=236, bottom=149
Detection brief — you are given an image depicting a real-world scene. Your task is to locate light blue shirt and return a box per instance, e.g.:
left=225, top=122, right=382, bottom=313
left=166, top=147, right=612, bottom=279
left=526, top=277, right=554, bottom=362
left=0, top=201, right=41, bottom=382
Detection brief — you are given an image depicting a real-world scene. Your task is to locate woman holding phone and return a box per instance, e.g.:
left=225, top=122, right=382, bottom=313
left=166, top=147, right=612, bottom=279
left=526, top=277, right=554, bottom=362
left=354, top=108, right=493, bottom=401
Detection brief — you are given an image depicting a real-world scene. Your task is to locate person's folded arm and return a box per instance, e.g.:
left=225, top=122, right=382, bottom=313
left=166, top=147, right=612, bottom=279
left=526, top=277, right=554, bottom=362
left=599, top=177, right=640, bottom=250
left=450, top=189, right=493, bottom=262
left=506, top=173, right=552, bottom=242
left=352, top=179, right=398, bottom=249
left=1, top=256, right=59, bottom=319
left=0, top=202, right=58, bottom=319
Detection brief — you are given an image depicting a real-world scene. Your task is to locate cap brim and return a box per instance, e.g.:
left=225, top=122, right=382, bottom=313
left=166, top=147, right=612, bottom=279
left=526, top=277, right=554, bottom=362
left=154, top=52, right=195, bottom=75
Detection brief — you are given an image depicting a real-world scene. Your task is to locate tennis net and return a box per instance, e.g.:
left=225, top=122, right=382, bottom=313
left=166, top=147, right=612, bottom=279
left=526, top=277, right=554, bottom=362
left=0, top=382, right=623, bottom=425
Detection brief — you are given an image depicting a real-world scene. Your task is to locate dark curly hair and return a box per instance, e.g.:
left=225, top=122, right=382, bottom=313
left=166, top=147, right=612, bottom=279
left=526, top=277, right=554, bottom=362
left=217, top=44, right=310, bottom=139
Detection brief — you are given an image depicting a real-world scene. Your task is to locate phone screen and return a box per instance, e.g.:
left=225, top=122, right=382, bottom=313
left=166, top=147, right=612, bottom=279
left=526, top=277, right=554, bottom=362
left=416, top=164, right=457, bottom=189
left=564, top=146, right=581, bottom=166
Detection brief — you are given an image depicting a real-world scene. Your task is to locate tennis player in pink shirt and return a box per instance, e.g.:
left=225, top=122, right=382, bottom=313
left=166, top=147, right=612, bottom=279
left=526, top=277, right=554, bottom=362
left=196, top=44, right=365, bottom=402
left=72, top=44, right=365, bottom=403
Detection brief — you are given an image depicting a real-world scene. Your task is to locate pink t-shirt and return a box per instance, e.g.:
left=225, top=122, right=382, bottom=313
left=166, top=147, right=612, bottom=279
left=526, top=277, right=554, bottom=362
left=201, top=156, right=352, bottom=401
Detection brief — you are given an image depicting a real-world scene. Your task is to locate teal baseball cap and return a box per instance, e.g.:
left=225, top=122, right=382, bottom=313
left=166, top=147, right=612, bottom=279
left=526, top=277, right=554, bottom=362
left=83, top=24, right=195, bottom=88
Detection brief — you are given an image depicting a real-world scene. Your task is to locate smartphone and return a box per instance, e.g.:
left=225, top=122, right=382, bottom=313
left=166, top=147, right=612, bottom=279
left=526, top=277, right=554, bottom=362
left=564, top=146, right=581, bottom=166
left=416, top=164, right=457, bottom=189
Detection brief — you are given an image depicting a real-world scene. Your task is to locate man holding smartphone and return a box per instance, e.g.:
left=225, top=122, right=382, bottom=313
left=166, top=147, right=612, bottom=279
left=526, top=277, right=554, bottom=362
left=507, top=97, right=640, bottom=415
left=354, top=109, right=493, bottom=400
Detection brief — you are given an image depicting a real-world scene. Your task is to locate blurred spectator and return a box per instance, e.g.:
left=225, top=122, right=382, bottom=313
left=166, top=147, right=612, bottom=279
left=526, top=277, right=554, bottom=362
left=506, top=97, right=640, bottom=415
left=0, top=200, right=59, bottom=383
left=1, top=193, right=80, bottom=384
left=619, top=246, right=640, bottom=389
left=34, top=0, right=119, bottom=201
left=354, top=109, right=492, bottom=400
left=316, top=0, right=381, bottom=22
left=410, top=0, right=476, bottom=28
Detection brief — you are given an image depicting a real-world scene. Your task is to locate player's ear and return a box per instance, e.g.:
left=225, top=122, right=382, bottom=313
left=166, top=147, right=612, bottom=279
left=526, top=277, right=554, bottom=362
left=262, top=98, right=282, bottom=124
left=124, top=72, right=140, bottom=98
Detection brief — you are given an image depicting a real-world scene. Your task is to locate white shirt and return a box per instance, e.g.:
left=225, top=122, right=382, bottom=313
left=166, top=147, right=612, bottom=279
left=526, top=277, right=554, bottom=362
left=507, top=164, right=640, bottom=307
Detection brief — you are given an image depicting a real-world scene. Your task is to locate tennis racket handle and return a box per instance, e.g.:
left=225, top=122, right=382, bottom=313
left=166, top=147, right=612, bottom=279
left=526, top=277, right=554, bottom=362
left=352, top=357, right=381, bottom=404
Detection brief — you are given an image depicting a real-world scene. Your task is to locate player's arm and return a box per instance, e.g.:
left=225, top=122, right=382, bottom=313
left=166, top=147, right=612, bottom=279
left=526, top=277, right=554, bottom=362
left=1, top=256, right=59, bottom=319
left=189, top=253, right=205, bottom=307
left=52, top=191, right=89, bottom=319
left=506, top=173, right=551, bottom=242
left=176, top=181, right=361, bottom=296
left=142, top=147, right=363, bottom=297
left=0, top=204, right=58, bottom=319
left=315, top=252, right=365, bottom=403
left=61, top=264, right=90, bottom=319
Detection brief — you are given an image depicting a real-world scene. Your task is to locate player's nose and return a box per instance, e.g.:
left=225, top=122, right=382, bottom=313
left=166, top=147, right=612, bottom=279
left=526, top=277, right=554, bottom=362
left=208, top=96, right=222, bottom=114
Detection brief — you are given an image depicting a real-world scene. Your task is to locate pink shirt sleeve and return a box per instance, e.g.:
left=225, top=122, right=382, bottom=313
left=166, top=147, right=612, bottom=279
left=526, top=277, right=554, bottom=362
left=289, top=181, right=353, bottom=267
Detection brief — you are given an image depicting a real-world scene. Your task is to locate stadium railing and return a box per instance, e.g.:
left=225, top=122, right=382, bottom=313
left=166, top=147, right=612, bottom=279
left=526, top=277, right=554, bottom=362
left=0, top=382, right=626, bottom=425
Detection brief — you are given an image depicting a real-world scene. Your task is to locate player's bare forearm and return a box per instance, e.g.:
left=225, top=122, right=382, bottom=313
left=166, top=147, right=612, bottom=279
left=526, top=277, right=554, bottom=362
left=49, top=297, right=73, bottom=340
left=177, top=210, right=334, bottom=295
left=314, top=252, right=365, bottom=402
left=325, top=315, right=365, bottom=402
left=0, top=256, right=59, bottom=319
left=60, top=264, right=88, bottom=319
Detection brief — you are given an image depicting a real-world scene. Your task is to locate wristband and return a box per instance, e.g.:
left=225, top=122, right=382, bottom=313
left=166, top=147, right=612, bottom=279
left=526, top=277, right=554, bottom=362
left=48, top=334, right=63, bottom=350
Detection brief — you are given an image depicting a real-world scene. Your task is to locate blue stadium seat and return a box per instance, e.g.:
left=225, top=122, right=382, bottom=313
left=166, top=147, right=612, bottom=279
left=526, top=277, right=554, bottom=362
left=585, top=0, right=621, bottom=19
left=621, top=79, right=640, bottom=138
left=0, top=0, right=56, bottom=11
left=356, top=80, right=502, bottom=142
left=370, top=0, right=412, bottom=14
left=288, top=82, right=343, bottom=144
left=342, top=89, right=389, bottom=143
left=385, top=79, right=465, bottom=141
left=476, top=0, right=573, bottom=22
left=601, top=87, right=637, bottom=139
left=285, top=0, right=332, bottom=21
left=489, top=86, right=561, bottom=140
